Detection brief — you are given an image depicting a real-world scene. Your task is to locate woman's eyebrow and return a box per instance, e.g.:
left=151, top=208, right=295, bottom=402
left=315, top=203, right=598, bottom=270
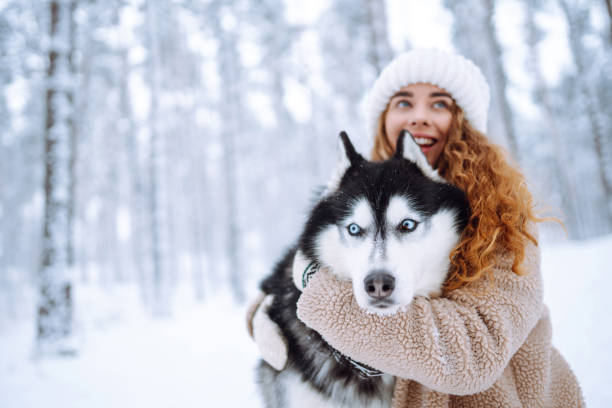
left=391, top=91, right=413, bottom=98
left=391, top=91, right=453, bottom=99
left=431, top=92, right=453, bottom=99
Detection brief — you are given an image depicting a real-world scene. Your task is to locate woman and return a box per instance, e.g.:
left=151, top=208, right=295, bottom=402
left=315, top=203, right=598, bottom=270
left=248, top=49, right=584, bottom=407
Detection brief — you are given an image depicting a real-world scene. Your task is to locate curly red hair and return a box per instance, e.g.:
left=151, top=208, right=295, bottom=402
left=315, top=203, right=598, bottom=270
left=371, top=104, right=540, bottom=291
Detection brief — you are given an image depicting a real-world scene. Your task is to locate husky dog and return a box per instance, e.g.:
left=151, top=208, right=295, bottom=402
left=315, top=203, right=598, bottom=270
left=256, top=131, right=470, bottom=408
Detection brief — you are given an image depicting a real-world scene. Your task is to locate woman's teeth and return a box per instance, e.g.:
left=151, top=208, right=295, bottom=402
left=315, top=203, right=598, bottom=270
left=415, top=137, right=435, bottom=147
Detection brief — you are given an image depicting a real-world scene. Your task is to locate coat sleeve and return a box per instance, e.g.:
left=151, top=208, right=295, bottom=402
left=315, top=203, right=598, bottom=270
left=296, top=242, right=543, bottom=395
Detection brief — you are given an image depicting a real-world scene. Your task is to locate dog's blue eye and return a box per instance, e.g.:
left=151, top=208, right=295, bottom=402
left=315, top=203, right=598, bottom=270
left=347, top=223, right=362, bottom=236
left=399, top=219, right=418, bottom=232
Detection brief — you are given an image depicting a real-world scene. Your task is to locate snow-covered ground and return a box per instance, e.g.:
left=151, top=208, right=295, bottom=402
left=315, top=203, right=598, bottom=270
left=0, top=288, right=263, bottom=408
left=541, top=234, right=612, bottom=407
left=1, top=234, right=611, bottom=407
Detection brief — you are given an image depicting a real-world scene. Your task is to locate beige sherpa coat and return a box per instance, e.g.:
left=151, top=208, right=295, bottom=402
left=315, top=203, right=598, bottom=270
left=296, top=239, right=584, bottom=407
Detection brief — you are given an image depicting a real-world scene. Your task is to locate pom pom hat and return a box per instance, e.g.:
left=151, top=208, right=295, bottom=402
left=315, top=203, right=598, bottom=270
left=366, top=48, right=490, bottom=137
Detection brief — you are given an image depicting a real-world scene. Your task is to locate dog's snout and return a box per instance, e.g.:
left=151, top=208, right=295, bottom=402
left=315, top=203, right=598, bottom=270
left=364, top=272, right=395, bottom=300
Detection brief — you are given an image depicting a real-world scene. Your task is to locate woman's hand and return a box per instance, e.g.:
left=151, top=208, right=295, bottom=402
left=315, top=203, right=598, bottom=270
left=246, top=292, right=288, bottom=371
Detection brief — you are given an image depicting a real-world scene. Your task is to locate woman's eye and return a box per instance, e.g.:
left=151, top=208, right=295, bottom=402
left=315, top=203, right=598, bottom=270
left=433, top=100, right=449, bottom=109
left=396, top=100, right=411, bottom=108
left=399, top=219, right=418, bottom=233
left=347, top=223, right=362, bottom=236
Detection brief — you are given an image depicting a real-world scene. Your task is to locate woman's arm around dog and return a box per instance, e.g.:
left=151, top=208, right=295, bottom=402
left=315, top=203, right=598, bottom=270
left=297, top=240, right=543, bottom=396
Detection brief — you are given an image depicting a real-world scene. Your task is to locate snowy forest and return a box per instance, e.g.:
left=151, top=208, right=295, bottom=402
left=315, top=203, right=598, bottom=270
left=1, top=0, right=611, bottom=407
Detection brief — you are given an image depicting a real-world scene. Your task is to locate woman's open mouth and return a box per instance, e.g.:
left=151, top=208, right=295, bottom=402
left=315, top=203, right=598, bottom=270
left=413, top=135, right=437, bottom=153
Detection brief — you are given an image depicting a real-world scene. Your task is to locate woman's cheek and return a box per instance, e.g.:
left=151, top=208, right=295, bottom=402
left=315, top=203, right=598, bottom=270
left=384, top=114, right=403, bottom=148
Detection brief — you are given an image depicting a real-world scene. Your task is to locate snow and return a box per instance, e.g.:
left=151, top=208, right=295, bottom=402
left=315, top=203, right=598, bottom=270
left=2, top=234, right=611, bottom=407
left=0, top=289, right=263, bottom=408
left=541, top=234, right=612, bottom=407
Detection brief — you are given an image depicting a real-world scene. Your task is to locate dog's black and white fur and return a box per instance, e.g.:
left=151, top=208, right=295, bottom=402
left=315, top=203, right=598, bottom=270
left=256, top=131, right=470, bottom=407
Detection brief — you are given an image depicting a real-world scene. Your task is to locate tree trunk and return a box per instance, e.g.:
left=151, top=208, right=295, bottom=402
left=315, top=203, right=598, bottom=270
left=119, top=45, right=148, bottom=303
left=66, top=0, right=77, bottom=272
left=365, top=0, right=393, bottom=76
left=187, top=110, right=209, bottom=301
left=145, top=0, right=166, bottom=315
left=145, top=0, right=164, bottom=316
left=605, top=0, right=612, bottom=44
left=213, top=2, right=245, bottom=303
left=37, top=0, right=76, bottom=356
left=559, top=0, right=612, bottom=228
left=524, top=0, right=581, bottom=237
left=442, top=0, right=516, bottom=153
left=0, top=64, right=10, bottom=318
left=482, top=0, right=519, bottom=159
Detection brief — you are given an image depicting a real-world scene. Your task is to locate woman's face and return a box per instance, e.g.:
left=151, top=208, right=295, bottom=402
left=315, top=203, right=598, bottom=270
left=384, top=83, right=454, bottom=167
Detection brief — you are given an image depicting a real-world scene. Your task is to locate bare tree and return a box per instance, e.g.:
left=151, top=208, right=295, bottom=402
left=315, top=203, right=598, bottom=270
left=66, top=0, right=77, bottom=273
left=253, top=0, right=296, bottom=132
left=144, top=0, right=168, bottom=315
left=524, top=0, right=581, bottom=236
left=119, top=44, right=148, bottom=303
left=37, top=0, right=76, bottom=355
left=559, top=0, right=612, bottom=227
left=482, top=0, right=519, bottom=159
left=605, top=0, right=612, bottom=44
left=212, top=1, right=245, bottom=303
left=0, top=9, right=11, bottom=317
left=365, top=0, right=393, bottom=76
left=443, top=0, right=519, bottom=158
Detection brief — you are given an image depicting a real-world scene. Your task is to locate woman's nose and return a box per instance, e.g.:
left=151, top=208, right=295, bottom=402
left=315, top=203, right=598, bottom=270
left=408, top=104, right=431, bottom=126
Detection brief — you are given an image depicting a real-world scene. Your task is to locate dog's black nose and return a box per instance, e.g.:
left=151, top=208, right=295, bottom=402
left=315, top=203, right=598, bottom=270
left=364, top=272, right=395, bottom=300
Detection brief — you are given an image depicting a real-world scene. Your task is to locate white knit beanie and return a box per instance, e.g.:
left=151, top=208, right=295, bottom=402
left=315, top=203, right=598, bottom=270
left=366, top=48, right=490, bottom=137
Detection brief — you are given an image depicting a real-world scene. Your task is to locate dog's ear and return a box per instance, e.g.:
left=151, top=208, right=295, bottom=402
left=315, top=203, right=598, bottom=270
left=395, top=130, right=445, bottom=182
left=338, top=131, right=362, bottom=166
left=323, top=131, right=364, bottom=194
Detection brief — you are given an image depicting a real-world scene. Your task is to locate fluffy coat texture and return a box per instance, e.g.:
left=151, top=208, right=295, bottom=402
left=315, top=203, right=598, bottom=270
left=296, top=237, right=585, bottom=407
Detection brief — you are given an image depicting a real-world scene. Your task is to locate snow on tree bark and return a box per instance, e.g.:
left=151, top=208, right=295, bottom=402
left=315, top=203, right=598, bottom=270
left=605, top=0, right=612, bottom=44
left=211, top=0, right=245, bottom=303
left=443, top=0, right=519, bottom=157
left=119, top=44, right=148, bottom=304
left=481, top=0, right=519, bottom=159
left=559, top=0, right=612, bottom=228
left=37, top=0, right=76, bottom=355
left=524, top=0, right=580, bottom=237
left=145, top=0, right=170, bottom=316
left=365, top=0, right=393, bottom=76
left=66, top=0, right=77, bottom=270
